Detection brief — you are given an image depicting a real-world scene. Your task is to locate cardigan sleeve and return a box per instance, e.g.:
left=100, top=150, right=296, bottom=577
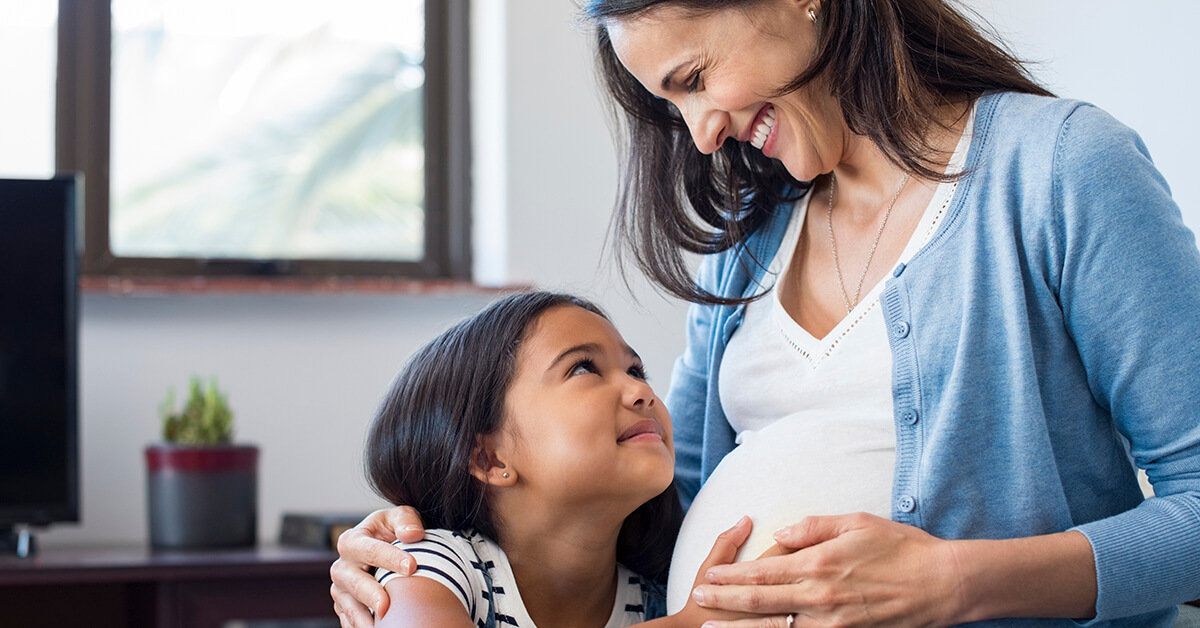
left=665, top=255, right=724, bottom=510
left=1050, top=103, right=1200, bottom=621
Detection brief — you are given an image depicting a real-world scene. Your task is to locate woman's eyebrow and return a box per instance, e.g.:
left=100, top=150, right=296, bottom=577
left=661, top=61, right=689, bottom=90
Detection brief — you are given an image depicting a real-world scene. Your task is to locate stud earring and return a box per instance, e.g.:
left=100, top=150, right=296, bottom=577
left=808, top=7, right=817, bottom=22
left=502, top=472, right=510, bottom=479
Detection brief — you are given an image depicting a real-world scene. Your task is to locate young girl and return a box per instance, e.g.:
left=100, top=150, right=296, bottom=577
left=364, top=291, right=752, bottom=627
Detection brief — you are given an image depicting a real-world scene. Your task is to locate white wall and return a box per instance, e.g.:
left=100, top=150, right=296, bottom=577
left=42, top=0, right=1199, bottom=547
left=963, top=0, right=1200, bottom=225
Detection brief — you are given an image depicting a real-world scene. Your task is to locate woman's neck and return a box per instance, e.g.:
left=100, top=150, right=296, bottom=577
left=831, top=101, right=971, bottom=224
left=493, top=498, right=630, bottom=628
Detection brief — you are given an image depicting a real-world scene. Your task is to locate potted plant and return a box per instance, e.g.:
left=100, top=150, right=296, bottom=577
left=145, top=377, right=258, bottom=549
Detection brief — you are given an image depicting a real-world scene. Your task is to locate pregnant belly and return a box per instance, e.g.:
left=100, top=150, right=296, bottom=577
left=665, top=417, right=895, bottom=613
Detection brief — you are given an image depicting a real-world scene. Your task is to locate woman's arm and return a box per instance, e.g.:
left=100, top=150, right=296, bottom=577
left=692, top=513, right=1096, bottom=626
left=330, top=507, right=427, bottom=628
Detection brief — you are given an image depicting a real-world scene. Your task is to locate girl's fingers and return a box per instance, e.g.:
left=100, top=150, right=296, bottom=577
left=700, top=516, right=754, bottom=569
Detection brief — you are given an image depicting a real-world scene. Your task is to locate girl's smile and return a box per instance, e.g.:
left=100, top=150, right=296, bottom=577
left=492, top=304, right=675, bottom=509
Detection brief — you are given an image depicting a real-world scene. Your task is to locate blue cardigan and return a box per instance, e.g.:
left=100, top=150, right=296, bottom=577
left=664, top=92, right=1200, bottom=626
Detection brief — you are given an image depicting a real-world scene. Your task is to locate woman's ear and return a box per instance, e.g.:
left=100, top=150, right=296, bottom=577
left=800, top=0, right=821, bottom=22
left=469, top=435, right=517, bottom=487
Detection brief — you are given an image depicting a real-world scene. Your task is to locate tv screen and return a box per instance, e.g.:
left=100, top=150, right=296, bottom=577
left=0, top=176, right=80, bottom=529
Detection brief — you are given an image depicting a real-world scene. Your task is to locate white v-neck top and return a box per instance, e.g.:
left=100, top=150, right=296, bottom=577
left=666, top=108, right=974, bottom=613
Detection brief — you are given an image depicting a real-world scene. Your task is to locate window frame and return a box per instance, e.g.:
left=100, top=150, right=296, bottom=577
left=57, top=0, right=471, bottom=281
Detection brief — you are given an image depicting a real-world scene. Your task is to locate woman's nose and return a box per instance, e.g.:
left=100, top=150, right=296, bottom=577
left=679, top=98, right=728, bottom=155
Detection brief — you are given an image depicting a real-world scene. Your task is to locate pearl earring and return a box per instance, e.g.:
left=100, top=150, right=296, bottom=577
left=502, top=472, right=510, bottom=479
left=808, top=7, right=817, bottom=22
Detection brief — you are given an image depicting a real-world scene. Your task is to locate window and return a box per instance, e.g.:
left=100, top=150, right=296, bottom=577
left=0, top=1, right=57, bottom=179
left=56, top=0, right=469, bottom=281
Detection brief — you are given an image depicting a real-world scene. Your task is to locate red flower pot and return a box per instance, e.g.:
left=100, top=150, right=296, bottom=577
left=145, top=444, right=259, bottom=549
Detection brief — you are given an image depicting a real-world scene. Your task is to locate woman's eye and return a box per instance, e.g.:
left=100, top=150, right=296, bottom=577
left=686, top=71, right=701, bottom=93
left=569, top=359, right=598, bottom=377
left=627, top=364, right=648, bottom=380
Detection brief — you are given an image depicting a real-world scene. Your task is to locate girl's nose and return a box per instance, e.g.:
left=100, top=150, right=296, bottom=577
left=623, top=377, right=657, bottom=410
left=679, top=98, right=729, bottom=155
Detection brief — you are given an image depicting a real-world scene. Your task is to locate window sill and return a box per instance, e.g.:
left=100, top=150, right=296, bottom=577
left=79, top=275, right=525, bottom=296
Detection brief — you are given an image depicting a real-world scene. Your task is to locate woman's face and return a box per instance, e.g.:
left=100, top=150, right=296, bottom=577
left=499, top=305, right=675, bottom=510
left=606, top=0, right=845, bottom=181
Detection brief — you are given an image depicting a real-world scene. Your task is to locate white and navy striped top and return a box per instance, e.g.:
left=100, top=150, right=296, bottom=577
left=376, top=529, right=654, bottom=627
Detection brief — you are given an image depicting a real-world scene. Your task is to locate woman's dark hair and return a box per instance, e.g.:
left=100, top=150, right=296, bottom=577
left=365, top=291, right=683, bottom=582
left=585, top=0, right=1053, bottom=305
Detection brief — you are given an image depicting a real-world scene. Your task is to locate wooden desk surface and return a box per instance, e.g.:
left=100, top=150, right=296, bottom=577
left=0, top=543, right=336, bottom=585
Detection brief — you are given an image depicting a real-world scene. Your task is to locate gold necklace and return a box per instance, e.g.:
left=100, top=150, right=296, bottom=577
left=826, top=172, right=910, bottom=314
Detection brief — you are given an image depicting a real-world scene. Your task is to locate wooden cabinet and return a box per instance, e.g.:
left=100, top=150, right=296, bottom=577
left=0, top=545, right=338, bottom=628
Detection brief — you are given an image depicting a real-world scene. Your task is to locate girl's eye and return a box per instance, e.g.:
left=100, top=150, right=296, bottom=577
left=686, top=71, right=702, bottom=93
left=569, top=359, right=598, bottom=377
left=627, top=364, right=648, bottom=381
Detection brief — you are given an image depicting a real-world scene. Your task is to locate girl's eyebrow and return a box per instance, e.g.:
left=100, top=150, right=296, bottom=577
left=546, top=342, right=640, bottom=373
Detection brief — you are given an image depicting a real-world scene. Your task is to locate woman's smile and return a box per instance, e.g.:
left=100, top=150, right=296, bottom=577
left=749, top=104, right=777, bottom=153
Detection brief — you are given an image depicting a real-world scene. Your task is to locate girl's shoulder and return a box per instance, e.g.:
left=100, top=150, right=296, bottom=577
left=375, top=528, right=494, bottom=616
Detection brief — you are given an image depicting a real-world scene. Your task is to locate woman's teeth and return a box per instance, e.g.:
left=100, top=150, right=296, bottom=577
left=751, top=106, right=776, bottom=150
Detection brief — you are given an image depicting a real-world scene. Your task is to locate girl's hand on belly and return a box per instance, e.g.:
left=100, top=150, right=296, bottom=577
left=660, top=517, right=778, bottom=627
left=688, top=512, right=962, bottom=627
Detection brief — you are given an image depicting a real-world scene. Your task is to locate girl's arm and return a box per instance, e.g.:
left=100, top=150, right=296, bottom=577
left=376, top=577, right=476, bottom=628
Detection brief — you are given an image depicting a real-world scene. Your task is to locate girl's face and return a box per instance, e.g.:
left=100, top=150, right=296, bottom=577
left=498, top=305, right=675, bottom=510
left=606, top=0, right=845, bottom=182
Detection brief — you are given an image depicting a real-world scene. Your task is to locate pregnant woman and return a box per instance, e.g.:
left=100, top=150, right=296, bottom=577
left=332, top=1, right=1200, bottom=626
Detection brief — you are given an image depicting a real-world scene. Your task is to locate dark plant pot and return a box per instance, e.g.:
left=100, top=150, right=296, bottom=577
left=145, top=444, right=259, bottom=550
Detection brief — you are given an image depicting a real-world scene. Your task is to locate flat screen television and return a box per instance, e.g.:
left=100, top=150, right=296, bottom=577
left=0, top=175, right=80, bottom=555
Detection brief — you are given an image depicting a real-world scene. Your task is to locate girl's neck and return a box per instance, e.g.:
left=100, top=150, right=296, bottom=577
left=494, top=499, right=630, bottom=628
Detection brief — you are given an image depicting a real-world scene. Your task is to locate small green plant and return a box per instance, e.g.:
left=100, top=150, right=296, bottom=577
left=159, top=377, right=235, bottom=445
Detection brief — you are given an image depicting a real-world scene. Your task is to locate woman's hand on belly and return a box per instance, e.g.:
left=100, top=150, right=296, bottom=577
left=688, top=512, right=963, bottom=627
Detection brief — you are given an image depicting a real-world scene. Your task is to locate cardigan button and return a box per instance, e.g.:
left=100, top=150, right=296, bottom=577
left=901, top=409, right=919, bottom=425
left=897, top=495, right=916, bottom=513
left=892, top=321, right=911, bottom=339
left=893, top=263, right=906, bottom=278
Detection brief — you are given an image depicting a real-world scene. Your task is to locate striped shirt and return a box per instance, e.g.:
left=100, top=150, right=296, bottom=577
left=375, top=529, right=654, bottom=627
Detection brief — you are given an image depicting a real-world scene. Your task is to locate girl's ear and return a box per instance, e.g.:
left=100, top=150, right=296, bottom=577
left=469, top=434, right=517, bottom=487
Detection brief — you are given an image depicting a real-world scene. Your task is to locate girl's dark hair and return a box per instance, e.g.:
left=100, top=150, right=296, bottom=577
left=365, top=291, right=683, bottom=582
left=585, top=0, right=1053, bottom=305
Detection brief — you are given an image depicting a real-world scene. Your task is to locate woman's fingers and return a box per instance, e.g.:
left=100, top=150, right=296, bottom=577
left=705, top=552, right=804, bottom=586
left=336, top=525, right=415, bottom=576
left=692, top=583, right=800, bottom=615
left=700, top=616, right=796, bottom=628
left=771, top=514, right=855, bottom=550
left=331, top=580, right=375, bottom=628
left=329, top=554, right=392, bottom=619
left=329, top=506, right=427, bottom=622
left=380, top=505, right=427, bottom=543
